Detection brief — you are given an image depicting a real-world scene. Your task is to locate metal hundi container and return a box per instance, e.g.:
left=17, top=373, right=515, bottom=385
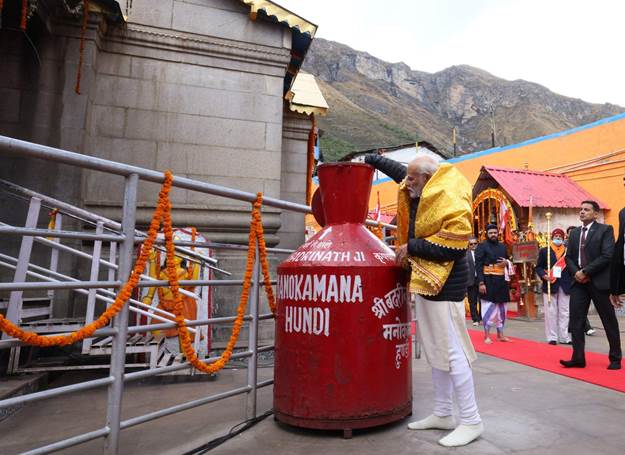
left=273, top=162, right=412, bottom=434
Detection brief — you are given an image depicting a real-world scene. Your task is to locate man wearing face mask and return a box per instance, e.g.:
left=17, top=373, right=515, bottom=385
left=364, top=153, right=483, bottom=447
left=475, top=224, right=511, bottom=344
left=536, top=228, right=572, bottom=345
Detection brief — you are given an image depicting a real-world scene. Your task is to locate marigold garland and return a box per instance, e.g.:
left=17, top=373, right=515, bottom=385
left=162, top=191, right=276, bottom=374
left=0, top=171, right=174, bottom=346
left=374, top=222, right=384, bottom=240
left=75, top=0, right=89, bottom=94
left=254, top=202, right=276, bottom=314
left=0, top=170, right=276, bottom=375
left=46, top=208, right=60, bottom=240
left=305, top=115, right=316, bottom=205
left=20, top=0, right=27, bottom=30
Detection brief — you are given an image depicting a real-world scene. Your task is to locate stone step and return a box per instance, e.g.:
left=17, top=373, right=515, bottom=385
left=0, top=373, right=48, bottom=422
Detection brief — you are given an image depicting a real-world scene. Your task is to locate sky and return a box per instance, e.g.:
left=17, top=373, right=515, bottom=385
left=277, top=0, right=625, bottom=107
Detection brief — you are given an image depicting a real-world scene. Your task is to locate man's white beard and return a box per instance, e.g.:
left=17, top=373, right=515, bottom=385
left=408, top=187, right=421, bottom=199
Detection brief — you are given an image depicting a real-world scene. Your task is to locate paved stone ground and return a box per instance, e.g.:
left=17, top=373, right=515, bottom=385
left=1, top=315, right=624, bottom=454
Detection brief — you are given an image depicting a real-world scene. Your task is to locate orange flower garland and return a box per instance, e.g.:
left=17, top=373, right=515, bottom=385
left=20, top=0, right=27, bottom=30
left=305, top=115, right=317, bottom=205
left=0, top=171, right=174, bottom=346
left=75, top=0, right=89, bottom=94
left=0, top=171, right=276, bottom=375
left=374, top=222, right=384, bottom=240
left=253, top=197, right=276, bottom=314
left=162, top=192, right=276, bottom=374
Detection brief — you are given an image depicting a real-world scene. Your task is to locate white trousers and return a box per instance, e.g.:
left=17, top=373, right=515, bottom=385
left=544, top=287, right=570, bottom=343
left=431, top=306, right=481, bottom=425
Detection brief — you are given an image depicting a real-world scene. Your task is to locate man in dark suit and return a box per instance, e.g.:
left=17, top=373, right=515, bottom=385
left=466, top=237, right=481, bottom=326
left=560, top=200, right=621, bottom=369
left=610, top=172, right=625, bottom=310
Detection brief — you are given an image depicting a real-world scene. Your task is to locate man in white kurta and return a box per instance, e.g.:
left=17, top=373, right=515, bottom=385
left=366, top=152, right=483, bottom=447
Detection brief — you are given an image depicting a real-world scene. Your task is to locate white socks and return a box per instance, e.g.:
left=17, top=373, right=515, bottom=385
left=407, top=414, right=456, bottom=430
left=438, top=422, right=484, bottom=447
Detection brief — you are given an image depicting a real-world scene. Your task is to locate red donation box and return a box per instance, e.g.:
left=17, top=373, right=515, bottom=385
left=274, top=162, right=412, bottom=432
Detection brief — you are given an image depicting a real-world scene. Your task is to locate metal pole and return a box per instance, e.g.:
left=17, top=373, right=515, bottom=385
left=47, top=212, right=62, bottom=308
left=0, top=257, right=199, bottom=335
left=0, top=226, right=123, bottom=241
left=104, top=173, right=138, bottom=454
left=0, top=135, right=310, bottom=213
left=5, top=197, right=41, bottom=374
left=0, top=280, right=122, bottom=291
left=4, top=197, right=41, bottom=340
left=246, top=241, right=261, bottom=420
left=0, top=179, right=220, bottom=266
left=83, top=221, right=104, bottom=353
left=546, top=212, right=552, bottom=306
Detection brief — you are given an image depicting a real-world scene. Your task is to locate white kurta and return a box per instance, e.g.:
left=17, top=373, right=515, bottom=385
left=414, top=295, right=477, bottom=371
left=543, top=288, right=571, bottom=343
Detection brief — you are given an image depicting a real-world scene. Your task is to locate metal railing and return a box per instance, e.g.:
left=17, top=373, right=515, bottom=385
left=0, top=135, right=402, bottom=454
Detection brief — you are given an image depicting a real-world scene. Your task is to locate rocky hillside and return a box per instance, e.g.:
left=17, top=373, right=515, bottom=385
left=303, top=38, right=624, bottom=161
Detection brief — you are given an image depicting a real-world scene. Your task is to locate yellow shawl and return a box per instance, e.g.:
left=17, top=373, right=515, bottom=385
left=396, top=163, right=473, bottom=296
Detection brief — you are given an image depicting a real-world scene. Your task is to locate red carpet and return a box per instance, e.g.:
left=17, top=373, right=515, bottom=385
left=467, top=330, right=625, bottom=393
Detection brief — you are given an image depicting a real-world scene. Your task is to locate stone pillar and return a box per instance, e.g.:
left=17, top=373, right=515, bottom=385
left=207, top=107, right=311, bottom=348
left=278, top=109, right=312, bottom=249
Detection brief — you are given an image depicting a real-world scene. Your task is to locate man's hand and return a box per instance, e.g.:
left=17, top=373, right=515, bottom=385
left=574, top=270, right=590, bottom=283
left=479, top=283, right=486, bottom=295
left=610, top=294, right=624, bottom=309
left=395, top=243, right=408, bottom=266
left=496, top=257, right=507, bottom=265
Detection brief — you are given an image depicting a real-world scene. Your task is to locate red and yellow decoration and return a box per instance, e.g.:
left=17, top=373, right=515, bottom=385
left=0, top=171, right=276, bottom=375
left=397, top=163, right=473, bottom=295
left=305, top=114, right=317, bottom=205
left=472, top=188, right=517, bottom=243
left=367, top=222, right=384, bottom=240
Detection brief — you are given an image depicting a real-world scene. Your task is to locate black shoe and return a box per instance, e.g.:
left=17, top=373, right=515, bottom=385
left=560, top=359, right=586, bottom=368
left=548, top=341, right=557, bottom=345
left=607, top=362, right=622, bottom=370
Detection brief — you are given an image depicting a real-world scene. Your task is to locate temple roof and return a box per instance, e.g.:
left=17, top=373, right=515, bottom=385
left=475, top=166, right=608, bottom=209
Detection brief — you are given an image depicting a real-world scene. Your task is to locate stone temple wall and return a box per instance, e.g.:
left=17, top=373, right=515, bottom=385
left=0, top=0, right=312, bottom=332
left=84, top=0, right=293, bottom=246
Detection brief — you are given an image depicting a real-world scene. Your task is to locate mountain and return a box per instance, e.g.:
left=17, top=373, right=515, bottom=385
left=302, top=38, right=624, bottom=161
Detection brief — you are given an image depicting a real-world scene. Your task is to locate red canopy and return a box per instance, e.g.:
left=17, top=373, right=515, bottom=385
left=482, top=166, right=608, bottom=209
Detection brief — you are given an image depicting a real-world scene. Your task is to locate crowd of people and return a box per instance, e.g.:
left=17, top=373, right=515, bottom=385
left=467, top=222, right=600, bottom=346
left=364, top=152, right=624, bottom=447
left=466, top=200, right=625, bottom=370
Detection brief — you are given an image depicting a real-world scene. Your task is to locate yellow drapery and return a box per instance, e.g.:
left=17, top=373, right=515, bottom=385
left=396, top=163, right=473, bottom=295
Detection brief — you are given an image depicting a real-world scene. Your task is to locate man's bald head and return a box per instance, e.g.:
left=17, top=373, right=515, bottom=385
left=405, top=154, right=440, bottom=199
left=407, top=155, right=438, bottom=176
